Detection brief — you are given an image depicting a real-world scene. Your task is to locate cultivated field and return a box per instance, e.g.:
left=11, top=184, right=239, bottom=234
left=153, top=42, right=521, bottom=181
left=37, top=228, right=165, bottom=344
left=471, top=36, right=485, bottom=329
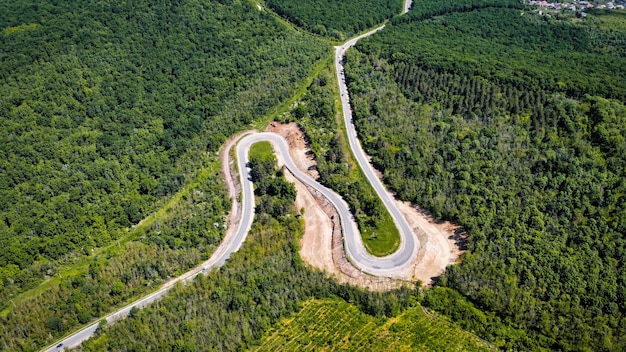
left=254, top=298, right=492, bottom=351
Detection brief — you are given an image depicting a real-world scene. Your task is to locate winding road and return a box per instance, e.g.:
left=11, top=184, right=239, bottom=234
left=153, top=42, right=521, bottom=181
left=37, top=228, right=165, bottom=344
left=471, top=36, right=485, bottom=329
left=238, top=133, right=418, bottom=276
left=334, top=28, right=419, bottom=275
left=41, top=3, right=415, bottom=351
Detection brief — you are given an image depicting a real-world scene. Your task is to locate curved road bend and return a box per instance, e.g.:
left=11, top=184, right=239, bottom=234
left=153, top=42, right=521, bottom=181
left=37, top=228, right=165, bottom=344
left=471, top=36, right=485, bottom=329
left=334, top=26, right=419, bottom=275
left=42, top=131, right=418, bottom=351
left=42, top=7, right=416, bottom=350
left=238, top=133, right=418, bottom=276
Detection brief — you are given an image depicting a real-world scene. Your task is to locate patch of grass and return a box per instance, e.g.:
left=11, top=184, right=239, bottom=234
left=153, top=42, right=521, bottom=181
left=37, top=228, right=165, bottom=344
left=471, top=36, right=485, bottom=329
left=362, top=212, right=401, bottom=257
left=249, top=141, right=275, bottom=160
left=254, top=298, right=493, bottom=351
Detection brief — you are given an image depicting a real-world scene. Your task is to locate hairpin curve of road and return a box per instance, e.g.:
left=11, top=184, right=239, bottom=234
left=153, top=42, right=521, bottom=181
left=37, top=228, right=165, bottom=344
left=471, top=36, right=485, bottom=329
left=40, top=6, right=417, bottom=349
left=234, top=132, right=419, bottom=277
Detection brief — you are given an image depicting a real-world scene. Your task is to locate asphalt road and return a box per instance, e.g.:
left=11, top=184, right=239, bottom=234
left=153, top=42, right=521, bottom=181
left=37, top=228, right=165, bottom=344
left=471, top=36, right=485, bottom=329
left=334, top=27, right=419, bottom=275
left=40, top=133, right=257, bottom=351
left=41, top=11, right=416, bottom=352
left=41, top=262, right=207, bottom=351
left=43, top=130, right=418, bottom=351
left=405, top=0, right=413, bottom=14
left=238, top=133, right=418, bottom=276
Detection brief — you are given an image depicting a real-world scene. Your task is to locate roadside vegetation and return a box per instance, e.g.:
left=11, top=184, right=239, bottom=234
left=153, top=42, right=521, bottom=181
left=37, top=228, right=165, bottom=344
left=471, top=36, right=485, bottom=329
left=249, top=142, right=297, bottom=219
left=255, top=298, right=492, bottom=351
left=75, top=143, right=417, bottom=351
left=264, top=0, right=403, bottom=40
left=345, top=2, right=626, bottom=350
left=1, top=168, right=229, bottom=351
left=7, top=0, right=626, bottom=350
left=277, top=69, right=400, bottom=256
left=0, top=0, right=328, bottom=350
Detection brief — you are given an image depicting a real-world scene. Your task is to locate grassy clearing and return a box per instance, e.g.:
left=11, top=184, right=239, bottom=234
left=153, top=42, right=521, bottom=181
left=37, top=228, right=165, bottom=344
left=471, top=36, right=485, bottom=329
left=254, top=298, right=493, bottom=351
left=249, top=141, right=275, bottom=160
left=361, top=212, right=400, bottom=257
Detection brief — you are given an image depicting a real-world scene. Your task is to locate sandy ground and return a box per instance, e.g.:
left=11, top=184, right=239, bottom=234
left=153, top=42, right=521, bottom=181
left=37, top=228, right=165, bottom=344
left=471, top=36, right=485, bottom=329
left=266, top=122, right=465, bottom=289
left=219, top=123, right=464, bottom=290
left=396, top=201, right=465, bottom=285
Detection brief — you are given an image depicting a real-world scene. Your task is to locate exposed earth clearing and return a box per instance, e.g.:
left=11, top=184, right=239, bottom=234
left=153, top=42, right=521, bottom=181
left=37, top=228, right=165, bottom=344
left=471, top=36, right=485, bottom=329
left=267, top=122, right=464, bottom=287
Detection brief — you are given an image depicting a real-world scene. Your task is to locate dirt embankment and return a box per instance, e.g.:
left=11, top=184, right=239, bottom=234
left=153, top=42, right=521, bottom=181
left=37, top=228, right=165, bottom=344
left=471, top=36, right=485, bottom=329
left=266, top=122, right=465, bottom=289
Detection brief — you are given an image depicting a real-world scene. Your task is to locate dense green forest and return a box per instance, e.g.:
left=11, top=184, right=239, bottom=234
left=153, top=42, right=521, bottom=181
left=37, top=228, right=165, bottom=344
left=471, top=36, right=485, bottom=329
left=5, top=0, right=626, bottom=350
left=74, top=142, right=416, bottom=351
left=248, top=141, right=298, bottom=219
left=0, top=0, right=326, bottom=301
left=345, top=5, right=626, bottom=351
left=376, top=6, right=626, bottom=101
left=394, top=0, right=524, bottom=23
left=264, top=0, right=403, bottom=40
left=0, top=171, right=231, bottom=351
left=0, top=0, right=329, bottom=349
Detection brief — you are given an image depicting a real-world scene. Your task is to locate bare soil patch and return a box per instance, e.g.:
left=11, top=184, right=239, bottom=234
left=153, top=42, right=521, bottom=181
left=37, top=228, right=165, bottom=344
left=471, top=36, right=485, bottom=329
left=394, top=201, right=465, bottom=286
left=266, top=122, right=319, bottom=180
left=266, top=122, right=465, bottom=289
left=267, top=122, right=407, bottom=291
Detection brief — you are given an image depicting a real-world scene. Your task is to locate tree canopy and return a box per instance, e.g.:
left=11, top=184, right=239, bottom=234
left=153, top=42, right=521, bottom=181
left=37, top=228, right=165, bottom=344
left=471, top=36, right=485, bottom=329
left=344, top=5, right=626, bottom=350
left=0, top=0, right=328, bottom=349
left=265, top=0, right=403, bottom=40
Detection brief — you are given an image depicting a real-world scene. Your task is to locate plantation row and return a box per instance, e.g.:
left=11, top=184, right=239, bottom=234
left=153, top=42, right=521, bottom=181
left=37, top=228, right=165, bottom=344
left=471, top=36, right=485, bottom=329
left=346, top=4, right=626, bottom=350
left=255, top=298, right=492, bottom=351
left=394, top=63, right=566, bottom=127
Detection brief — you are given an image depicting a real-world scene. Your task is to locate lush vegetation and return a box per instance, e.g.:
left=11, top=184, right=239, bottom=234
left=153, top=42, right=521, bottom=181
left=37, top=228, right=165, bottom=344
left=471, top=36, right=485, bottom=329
left=8, top=0, right=626, bottom=350
left=368, top=7, right=626, bottom=101
left=394, top=0, right=524, bottom=24
left=256, top=298, right=492, bottom=351
left=0, top=0, right=329, bottom=349
left=249, top=141, right=297, bottom=219
left=265, top=0, right=403, bottom=40
left=344, top=5, right=626, bottom=351
left=1, top=170, right=229, bottom=351
left=75, top=142, right=416, bottom=352
left=277, top=70, right=400, bottom=256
